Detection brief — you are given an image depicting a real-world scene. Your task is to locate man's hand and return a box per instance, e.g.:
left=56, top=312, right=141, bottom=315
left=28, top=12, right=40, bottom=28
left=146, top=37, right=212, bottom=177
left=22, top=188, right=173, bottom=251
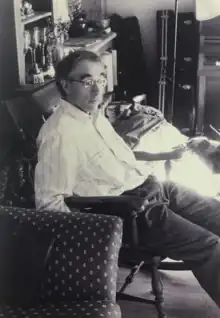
left=124, top=175, right=163, bottom=213
left=168, top=145, right=186, bottom=160
left=129, top=195, right=150, bottom=213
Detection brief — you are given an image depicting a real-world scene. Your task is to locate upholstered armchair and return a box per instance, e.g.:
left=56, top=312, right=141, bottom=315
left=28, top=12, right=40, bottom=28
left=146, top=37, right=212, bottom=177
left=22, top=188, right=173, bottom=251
left=0, top=205, right=123, bottom=318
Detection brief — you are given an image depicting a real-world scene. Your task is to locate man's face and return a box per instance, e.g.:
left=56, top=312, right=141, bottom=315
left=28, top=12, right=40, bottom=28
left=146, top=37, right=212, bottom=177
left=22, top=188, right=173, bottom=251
left=64, top=60, right=106, bottom=113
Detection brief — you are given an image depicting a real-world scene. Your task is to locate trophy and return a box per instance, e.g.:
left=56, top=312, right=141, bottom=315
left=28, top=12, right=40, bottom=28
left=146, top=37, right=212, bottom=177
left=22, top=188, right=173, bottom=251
left=29, top=27, right=44, bottom=84
left=39, top=27, right=47, bottom=70
left=20, top=1, right=34, bottom=18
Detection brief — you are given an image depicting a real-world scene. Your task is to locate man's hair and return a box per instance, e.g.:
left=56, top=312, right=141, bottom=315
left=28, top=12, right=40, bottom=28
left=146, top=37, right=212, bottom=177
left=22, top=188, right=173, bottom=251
left=55, top=50, right=102, bottom=97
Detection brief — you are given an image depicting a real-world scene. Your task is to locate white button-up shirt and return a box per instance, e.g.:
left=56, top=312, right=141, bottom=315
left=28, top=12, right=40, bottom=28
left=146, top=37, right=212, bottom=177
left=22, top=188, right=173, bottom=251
left=35, top=99, right=147, bottom=212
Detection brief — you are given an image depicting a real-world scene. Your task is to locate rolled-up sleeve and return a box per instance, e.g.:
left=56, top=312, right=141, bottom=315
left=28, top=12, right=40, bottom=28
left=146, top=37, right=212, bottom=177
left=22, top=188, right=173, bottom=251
left=34, top=132, right=79, bottom=213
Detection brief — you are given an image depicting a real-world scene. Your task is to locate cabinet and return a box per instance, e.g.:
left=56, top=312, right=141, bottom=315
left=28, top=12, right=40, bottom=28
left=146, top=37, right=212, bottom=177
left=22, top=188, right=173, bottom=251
left=196, top=17, right=220, bottom=135
left=0, top=0, right=117, bottom=101
left=0, top=0, right=70, bottom=100
left=15, top=32, right=117, bottom=101
left=197, top=52, right=220, bottom=136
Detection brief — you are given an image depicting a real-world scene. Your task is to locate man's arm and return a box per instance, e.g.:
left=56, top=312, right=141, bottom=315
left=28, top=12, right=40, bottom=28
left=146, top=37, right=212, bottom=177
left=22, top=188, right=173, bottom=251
left=34, top=132, right=79, bottom=212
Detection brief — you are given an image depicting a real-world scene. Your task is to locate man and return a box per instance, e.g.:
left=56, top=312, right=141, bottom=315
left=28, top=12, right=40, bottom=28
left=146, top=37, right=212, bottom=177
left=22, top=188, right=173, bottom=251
left=35, top=50, right=220, bottom=308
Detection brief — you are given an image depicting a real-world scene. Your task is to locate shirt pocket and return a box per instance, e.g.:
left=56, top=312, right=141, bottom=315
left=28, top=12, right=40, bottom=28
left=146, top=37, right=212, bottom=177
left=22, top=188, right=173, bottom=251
left=89, top=148, right=109, bottom=169
left=89, top=147, right=128, bottom=187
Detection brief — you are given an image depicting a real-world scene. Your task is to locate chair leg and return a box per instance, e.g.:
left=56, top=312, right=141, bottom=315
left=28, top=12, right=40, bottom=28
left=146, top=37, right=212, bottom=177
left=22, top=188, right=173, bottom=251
left=118, top=261, right=144, bottom=294
left=151, top=257, right=167, bottom=318
left=117, top=261, right=156, bottom=306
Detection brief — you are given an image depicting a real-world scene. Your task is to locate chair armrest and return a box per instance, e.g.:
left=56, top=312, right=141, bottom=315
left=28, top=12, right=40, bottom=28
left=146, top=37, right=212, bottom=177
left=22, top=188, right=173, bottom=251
left=64, top=195, right=140, bottom=249
left=0, top=205, right=123, bottom=303
left=64, top=195, right=133, bottom=209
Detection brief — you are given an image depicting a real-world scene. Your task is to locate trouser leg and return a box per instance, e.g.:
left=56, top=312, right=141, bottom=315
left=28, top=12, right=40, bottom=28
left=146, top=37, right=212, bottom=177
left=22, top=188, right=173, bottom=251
left=164, top=181, right=220, bottom=237
left=137, top=181, right=220, bottom=307
left=166, top=181, right=220, bottom=306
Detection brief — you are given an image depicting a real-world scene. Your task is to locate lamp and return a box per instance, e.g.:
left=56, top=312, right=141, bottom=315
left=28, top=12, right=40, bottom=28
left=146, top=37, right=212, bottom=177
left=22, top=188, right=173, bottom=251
left=195, top=0, right=220, bottom=21
left=169, top=0, right=220, bottom=126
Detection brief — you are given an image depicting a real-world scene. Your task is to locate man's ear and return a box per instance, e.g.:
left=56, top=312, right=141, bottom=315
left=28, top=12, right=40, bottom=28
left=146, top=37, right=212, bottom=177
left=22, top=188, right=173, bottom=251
left=60, top=79, right=70, bottom=96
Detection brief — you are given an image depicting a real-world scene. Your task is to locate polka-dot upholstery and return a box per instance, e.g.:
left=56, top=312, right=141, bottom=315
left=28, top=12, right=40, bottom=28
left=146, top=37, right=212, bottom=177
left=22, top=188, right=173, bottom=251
left=0, top=301, right=121, bottom=318
left=0, top=206, right=123, bottom=318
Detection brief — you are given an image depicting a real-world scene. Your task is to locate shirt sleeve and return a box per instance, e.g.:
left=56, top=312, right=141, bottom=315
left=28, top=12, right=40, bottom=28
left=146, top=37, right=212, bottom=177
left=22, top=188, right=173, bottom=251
left=34, top=131, right=79, bottom=212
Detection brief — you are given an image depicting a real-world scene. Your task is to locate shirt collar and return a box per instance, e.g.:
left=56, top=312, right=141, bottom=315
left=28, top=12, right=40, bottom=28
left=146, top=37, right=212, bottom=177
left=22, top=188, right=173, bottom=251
left=59, top=99, right=93, bottom=122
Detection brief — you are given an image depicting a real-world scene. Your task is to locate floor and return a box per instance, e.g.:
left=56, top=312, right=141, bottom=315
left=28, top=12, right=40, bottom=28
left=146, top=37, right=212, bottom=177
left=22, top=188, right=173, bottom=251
left=117, top=265, right=220, bottom=317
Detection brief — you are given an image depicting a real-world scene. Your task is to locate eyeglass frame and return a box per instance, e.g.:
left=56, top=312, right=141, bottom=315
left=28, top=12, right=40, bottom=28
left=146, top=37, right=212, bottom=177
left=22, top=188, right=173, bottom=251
left=67, top=75, right=107, bottom=89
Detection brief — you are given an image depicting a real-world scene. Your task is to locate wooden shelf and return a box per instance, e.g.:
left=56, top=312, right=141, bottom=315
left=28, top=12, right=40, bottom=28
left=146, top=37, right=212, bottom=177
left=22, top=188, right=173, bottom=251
left=17, top=33, right=117, bottom=94
left=1, top=1, right=69, bottom=100
left=16, top=78, right=55, bottom=95
left=63, top=32, right=117, bottom=56
left=21, top=11, right=52, bottom=25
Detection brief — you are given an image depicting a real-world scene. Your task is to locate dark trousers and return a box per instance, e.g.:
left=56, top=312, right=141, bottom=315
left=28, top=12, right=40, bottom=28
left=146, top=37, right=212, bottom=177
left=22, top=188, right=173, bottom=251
left=133, top=180, right=220, bottom=307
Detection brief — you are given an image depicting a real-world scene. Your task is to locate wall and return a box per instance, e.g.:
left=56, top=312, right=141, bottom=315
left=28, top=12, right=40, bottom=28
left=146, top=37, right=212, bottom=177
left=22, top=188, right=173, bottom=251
left=107, top=0, right=195, bottom=70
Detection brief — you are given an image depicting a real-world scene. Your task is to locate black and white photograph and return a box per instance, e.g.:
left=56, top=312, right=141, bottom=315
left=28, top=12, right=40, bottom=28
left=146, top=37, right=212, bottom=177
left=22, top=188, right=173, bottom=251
left=1, top=1, right=220, bottom=317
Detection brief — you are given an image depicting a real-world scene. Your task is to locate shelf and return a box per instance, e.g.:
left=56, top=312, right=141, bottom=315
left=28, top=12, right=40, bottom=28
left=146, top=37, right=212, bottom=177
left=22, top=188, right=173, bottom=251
left=21, top=12, right=52, bottom=25
left=63, top=32, right=117, bottom=54
left=16, top=78, right=55, bottom=95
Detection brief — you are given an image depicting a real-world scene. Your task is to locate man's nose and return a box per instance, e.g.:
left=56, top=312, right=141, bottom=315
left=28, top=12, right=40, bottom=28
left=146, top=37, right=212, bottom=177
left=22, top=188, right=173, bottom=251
left=91, top=81, right=100, bottom=93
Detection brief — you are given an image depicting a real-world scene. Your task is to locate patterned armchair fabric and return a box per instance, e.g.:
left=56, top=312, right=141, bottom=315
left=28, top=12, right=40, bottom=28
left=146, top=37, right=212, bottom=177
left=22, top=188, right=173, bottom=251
left=0, top=301, right=120, bottom=318
left=0, top=206, right=123, bottom=318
